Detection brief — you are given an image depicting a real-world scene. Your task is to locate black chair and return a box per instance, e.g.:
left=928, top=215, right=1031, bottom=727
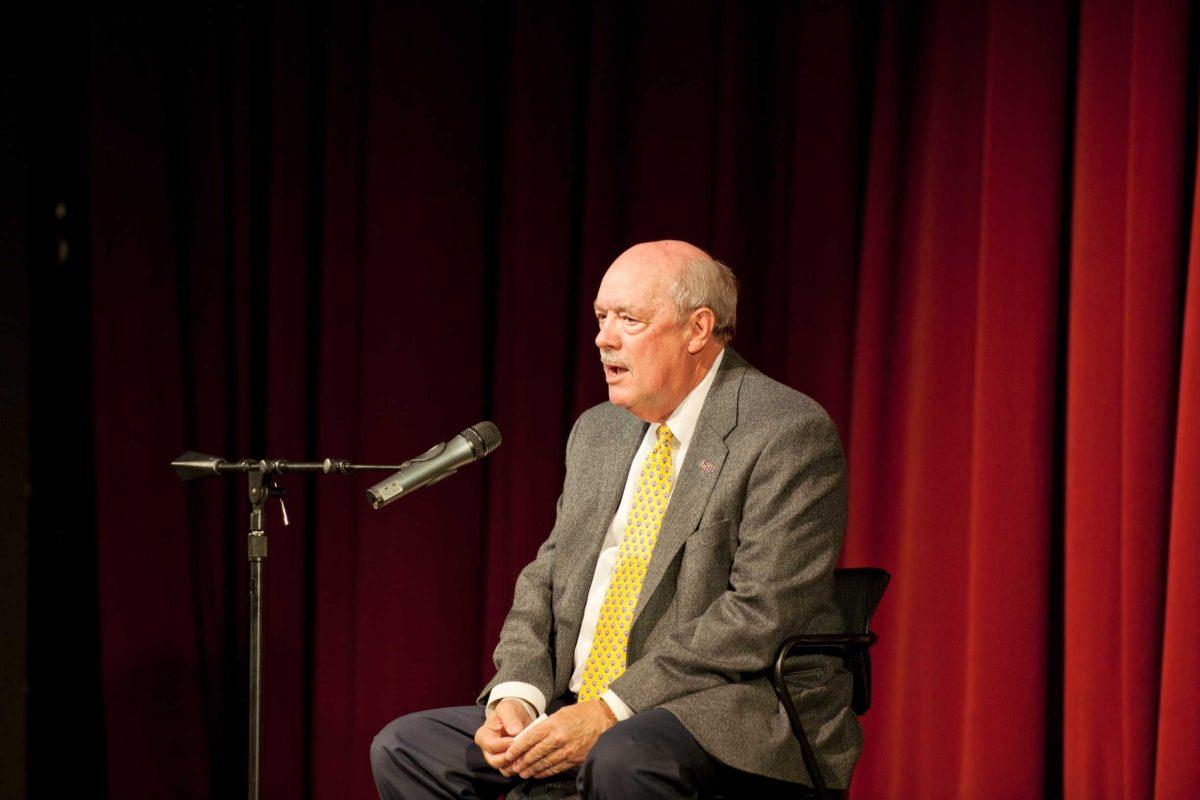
left=769, top=567, right=891, bottom=800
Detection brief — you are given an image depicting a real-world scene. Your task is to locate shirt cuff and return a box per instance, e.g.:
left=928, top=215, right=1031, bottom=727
left=487, top=682, right=546, bottom=718
left=601, top=690, right=634, bottom=721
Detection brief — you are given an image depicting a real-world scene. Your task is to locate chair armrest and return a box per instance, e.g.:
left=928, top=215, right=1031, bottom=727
left=770, top=632, right=876, bottom=709
left=775, top=632, right=877, bottom=661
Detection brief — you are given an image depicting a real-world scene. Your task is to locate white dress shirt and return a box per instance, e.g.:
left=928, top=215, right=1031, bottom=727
left=488, top=349, right=725, bottom=722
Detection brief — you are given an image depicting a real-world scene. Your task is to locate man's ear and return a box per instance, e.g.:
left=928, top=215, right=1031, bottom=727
left=686, top=308, right=716, bottom=354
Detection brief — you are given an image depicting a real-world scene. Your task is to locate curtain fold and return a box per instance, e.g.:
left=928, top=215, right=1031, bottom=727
left=68, top=1, right=1200, bottom=797
left=1153, top=148, right=1200, bottom=798
left=1064, top=0, right=1191, bottom=796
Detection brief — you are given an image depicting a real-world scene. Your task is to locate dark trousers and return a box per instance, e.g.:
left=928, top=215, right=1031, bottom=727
left=370, top=703, right=805, bottom=799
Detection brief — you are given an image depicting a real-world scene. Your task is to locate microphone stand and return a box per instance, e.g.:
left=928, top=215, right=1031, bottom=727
left=170, top=453, right=409, bottom=800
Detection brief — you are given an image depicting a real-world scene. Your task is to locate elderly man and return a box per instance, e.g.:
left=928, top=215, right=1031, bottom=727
left=371, top=241, right=860, bottom=798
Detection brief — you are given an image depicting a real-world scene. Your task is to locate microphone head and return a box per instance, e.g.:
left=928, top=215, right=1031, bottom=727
left=171, top=451, right=224, bottom=482
left=461, top=421, right=502, bottom=458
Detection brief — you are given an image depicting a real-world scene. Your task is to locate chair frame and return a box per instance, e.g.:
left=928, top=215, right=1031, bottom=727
left=768, top=567, right=889, bottom=800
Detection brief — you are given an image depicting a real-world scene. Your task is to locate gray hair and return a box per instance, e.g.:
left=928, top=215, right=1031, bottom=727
left=668, top=256, right=739, bottom=342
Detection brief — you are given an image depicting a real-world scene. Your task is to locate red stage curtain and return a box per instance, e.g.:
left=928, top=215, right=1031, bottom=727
left=71, top=1, right=1200, bottom=797
left=842, top=1, right=1068, bottom=795
left=1064, top=1, right=1192, bottom=797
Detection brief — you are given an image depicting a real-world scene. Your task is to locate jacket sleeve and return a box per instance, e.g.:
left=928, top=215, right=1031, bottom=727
left=476, top=417, right=581, bottom=706
left=607, top=409, right=847, bottom=712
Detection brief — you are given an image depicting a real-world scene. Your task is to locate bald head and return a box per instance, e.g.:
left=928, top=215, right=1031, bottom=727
left=608, top=240, right=738, bottom=342
left=593, top=240, right=736, bottom=422
left=610, top=240, right=712, bottom=277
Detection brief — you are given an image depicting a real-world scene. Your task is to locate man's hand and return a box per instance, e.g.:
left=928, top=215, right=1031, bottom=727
left=474, top=699, right=532, bottom=776
left=505, top=700, right=617, bottom=779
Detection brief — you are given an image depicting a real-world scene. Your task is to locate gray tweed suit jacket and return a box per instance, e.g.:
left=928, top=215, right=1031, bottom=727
left=479, top=349, right=862, bottom=789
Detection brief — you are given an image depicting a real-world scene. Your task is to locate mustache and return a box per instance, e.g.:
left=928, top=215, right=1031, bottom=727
left=599, top=351, right=629, bottom=369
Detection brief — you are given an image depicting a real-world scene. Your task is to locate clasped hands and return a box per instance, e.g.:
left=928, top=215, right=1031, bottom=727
left=474, top=698, right=617, bottom=780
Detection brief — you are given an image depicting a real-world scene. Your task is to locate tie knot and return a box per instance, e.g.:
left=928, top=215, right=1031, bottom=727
left=656, top=424, right=673, bottom=445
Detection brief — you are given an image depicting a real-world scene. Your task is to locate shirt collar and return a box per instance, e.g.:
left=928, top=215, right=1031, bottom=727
left=663, top=348, right=725, bottom=450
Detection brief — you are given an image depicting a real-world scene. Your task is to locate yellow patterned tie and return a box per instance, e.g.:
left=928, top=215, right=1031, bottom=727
left=577, top=424, right=674, bottom=702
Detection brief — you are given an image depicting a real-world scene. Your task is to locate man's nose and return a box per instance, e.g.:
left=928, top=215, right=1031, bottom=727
left=595, top=317, right=619, bottom=350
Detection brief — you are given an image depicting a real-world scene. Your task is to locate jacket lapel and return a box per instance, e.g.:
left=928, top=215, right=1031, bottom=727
left=592, top=413, right=649, bottom=527
left=633, top=351, right=744, bottom=620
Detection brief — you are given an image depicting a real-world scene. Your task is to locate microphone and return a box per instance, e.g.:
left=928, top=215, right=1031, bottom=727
left=366, top=421, right=502, bottom=509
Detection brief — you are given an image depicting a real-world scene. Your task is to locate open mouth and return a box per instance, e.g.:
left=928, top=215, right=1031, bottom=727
left=604, top=364, right=629, bottom=380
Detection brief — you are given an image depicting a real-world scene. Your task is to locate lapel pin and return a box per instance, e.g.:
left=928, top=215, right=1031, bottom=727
left=699, top=459, right=716, bottom=474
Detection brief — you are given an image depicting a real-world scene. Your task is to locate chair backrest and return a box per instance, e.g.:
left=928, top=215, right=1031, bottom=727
left=832, top=567, right=890, bottom=715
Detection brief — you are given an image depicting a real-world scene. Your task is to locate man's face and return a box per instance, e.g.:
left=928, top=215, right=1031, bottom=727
left=593, top=248, right=694, bottom=423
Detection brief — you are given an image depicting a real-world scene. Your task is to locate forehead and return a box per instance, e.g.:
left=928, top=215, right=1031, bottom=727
left=593, top=256, right=674, bottom=314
